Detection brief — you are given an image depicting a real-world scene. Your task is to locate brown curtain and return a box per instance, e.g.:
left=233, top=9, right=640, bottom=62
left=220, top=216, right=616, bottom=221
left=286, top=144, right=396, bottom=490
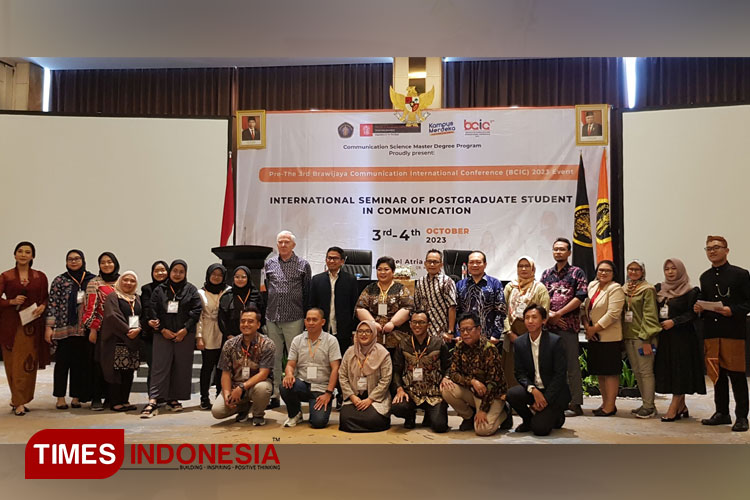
left=51, top=67, right=234, bottom=116
left=635, top=57, right=750, bottom=108
left=237, top=63, right=392, bottom=110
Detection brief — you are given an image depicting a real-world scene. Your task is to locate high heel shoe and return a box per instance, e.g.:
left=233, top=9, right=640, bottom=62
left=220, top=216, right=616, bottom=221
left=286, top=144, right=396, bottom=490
left=661, top=413, right=682, bottom=422
left=679, top=407, right=689, bottom=418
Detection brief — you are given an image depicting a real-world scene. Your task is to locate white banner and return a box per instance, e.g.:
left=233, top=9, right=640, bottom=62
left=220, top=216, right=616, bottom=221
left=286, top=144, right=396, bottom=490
left=237, top=108, right=607, bottom=280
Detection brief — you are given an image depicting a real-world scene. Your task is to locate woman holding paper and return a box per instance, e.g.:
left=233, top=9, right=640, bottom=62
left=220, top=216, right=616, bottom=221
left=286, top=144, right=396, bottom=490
left=100, top=271, right=142, bottom=411
left=0, top=241, right=49, bottom=416
left=654, top=258, right=706, bottom=421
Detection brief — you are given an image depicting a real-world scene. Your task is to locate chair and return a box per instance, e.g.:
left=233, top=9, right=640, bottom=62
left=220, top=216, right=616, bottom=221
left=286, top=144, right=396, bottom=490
left=341, top=249, right=373, bottom=279
left=442, top=249, right=473, bottom=280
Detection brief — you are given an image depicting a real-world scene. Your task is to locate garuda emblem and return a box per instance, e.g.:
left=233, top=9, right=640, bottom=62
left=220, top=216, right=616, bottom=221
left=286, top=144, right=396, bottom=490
left=389, top=85, right=435, bottom=126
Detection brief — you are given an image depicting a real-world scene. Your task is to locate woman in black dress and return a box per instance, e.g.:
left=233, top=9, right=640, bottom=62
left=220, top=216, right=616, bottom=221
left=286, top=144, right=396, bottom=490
left=654, top=258, right=706, bottom=422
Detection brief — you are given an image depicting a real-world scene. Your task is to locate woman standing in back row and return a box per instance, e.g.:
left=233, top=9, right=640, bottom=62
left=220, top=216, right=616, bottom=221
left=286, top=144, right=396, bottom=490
left=197, top=263, right=230, bottom=410
left=0, top=242, right=49, bottom=415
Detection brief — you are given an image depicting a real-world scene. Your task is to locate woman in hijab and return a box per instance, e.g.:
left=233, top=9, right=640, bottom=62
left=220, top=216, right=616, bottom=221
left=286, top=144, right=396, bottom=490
left=502, top=256, right=550, bottom=388
left=654, top=258, right=706, bottom=421
left=218, top=266, right=263, bottom=343
left=141, top=260, right=202, bottom=418
left=44, top=249, right=95, bottom=409
left=100, top=271, right=142, bottom=411
left=0, top=241, right=49, bottom=415
left=81, top=251, right=121, bottom=411
left=139, top=261, right=169, bottom=392
left=197, top=263, right=230, bottom=410
left=622, top=259, right=662, bottom=419
left=338, top=320, right=392, bottom=432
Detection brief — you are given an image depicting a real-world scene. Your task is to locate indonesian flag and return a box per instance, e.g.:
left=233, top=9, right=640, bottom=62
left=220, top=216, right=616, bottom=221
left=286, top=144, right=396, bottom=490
left=596, top=149, right=613, bottom=263
left=220, top=154, right=234, bottom=247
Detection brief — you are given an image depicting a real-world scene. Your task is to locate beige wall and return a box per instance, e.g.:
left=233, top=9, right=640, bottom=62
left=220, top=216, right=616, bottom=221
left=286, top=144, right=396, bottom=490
left=0, top=61, right=43, bottom=111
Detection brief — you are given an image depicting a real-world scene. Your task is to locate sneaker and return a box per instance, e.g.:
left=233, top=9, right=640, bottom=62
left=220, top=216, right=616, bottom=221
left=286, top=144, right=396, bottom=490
left=634, top=407, right=657, bottom=419
left=199, top=399, right=211, bottom=411
left=235, top=411, right=249, bottom=423
left=631, top=406, right=643, bottom=415
left=284, top=412, right=303, bottom=427
left=91, top=400, right=104, bottom=411
left=252, top=416, right=266, bottom=426
left=564, top=404, right=584, bottom=417
left=266, top=398, right=280, bottom=410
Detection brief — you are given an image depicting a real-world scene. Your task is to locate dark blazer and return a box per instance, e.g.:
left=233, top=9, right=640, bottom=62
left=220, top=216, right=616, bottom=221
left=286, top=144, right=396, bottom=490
left=308, top=270, right=359, bottom=349
left=242, top=127, right=261, bottom=141
left=513, top=330, right=571, bottom=408
left=149, top=281, right=202, bottom=334
left=581, top=122, right=603, bottom=137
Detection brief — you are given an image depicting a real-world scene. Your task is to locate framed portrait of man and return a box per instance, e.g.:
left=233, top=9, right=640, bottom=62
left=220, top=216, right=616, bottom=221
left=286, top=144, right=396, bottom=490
left=237, top=110, right=266, bottom=149
left=575, top=104, right=609, bottom=146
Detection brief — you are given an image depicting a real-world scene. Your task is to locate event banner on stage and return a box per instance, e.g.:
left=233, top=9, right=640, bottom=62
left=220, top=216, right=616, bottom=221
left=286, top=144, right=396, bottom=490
left=237, top=108, right=604, bottom=279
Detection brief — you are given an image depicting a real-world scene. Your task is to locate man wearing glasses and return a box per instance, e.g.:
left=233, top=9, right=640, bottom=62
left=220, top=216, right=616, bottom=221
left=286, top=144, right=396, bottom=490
left=391, top=311, right=451, bottom=432
left=414, top=249, right=457, bottom=342
left=694, top=235, right=750, bottom=432
left=440, top=312, right=512, bottom=435
left=308, top=246, right=359, bottom=407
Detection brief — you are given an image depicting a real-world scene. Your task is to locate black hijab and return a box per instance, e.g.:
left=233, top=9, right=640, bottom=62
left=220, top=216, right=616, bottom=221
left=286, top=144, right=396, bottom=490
left=65, top=249, right=95, bottom=326
left=231, top=266, right=252, bottom=303
left=167, top=259, right=188, bottom=294
left=204, top=263, right=227, bottom=295
left=148, top=260, right=169, bottom=288
left=98, top=251, right=120, bottom=283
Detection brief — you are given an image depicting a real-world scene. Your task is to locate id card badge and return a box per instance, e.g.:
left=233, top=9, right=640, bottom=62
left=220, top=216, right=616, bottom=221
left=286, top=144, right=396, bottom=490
left=128, top=315, right=140, bottom=329
left=659, top=305, right=669, bottom=319
left=377, top=303, right=387, bottom=316
left=412, top=367, right=424, bottom=382
left=167, top=301, right=179, bottom=314
left=307, top=366, right=318, bottom=380
left=76, top=290, right=85, bottom=304
left=624, top=310, right=634, bottom=323
left=242, top=366, right=250, bottom=379
left=357, top=377, right=368, bottom=391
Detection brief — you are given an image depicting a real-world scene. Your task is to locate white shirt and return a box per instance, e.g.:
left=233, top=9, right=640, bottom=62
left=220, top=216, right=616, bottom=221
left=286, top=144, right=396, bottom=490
left=529, top=332, right=544, bottom=390
left=328, top=271, right=338, bottom=334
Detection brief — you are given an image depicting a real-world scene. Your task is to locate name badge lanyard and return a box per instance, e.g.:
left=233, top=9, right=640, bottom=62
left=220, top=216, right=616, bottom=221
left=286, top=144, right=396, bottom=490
left=411, top=336, right=430, bottom=364
left=356, top=352, right=371, bottom=391
left=307, top=337, right=322, bottom=363
left=377, top=282, right=394, bottom=310
left=68, top=272, right=87, bottom=303
left=237, top=289, right=252, bottom=307
left=169, top=285, right=179, bottom=302
left=240, top=341, right=258, bottom=368
left=126, top=298, right=139, bottom=328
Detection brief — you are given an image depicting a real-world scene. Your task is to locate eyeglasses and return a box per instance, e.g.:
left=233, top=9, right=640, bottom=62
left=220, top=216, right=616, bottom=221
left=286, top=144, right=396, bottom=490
left=424, top=260, right=441, bottom=265
left=597, top=269, right=613, bottom=274
left=326, top=256, right=342, bottom=261
left=410, top=320, right=427, bottom=326
left=705, top=246, right=727, bottom=252
left=356, top=329, right=372, bottom=335
left=458, top=325, right=478, bottom=334
left=66, top=257, right=82, bottom=262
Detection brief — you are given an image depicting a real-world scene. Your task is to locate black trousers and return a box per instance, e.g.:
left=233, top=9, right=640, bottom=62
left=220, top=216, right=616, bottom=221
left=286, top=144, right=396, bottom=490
left=391, top=399, right=449, bottom=433
left=139, top=339, right=153, bottom=393
left=339, top=404, right=390, bottom=433
left=108, top=370, right=134, bottom=407
left=53, top=336, right=88, bottom=398
left=507, top=385, right=565, bottom=436
left=199, top=348, right=221, bottom=400
left=714, top=367, right=749, bottom=418
left=83, top=342, right=106, bottom=403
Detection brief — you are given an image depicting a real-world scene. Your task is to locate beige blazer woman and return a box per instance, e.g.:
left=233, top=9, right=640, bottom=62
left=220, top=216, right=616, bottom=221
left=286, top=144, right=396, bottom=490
left=583, top=280, right=625, bottom=342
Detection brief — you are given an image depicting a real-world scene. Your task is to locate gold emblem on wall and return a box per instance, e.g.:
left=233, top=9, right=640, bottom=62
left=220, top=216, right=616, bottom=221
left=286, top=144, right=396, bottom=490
left=389, top=85, right=435, bottom=126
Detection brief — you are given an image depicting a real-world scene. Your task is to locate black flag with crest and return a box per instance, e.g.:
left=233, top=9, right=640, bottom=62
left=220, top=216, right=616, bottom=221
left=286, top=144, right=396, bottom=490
left=573, top=155, right=595, bottom=281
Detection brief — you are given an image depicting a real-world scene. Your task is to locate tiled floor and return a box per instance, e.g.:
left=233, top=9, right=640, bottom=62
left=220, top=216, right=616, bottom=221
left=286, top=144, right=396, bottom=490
left=1, top=362, right=749, bottom=444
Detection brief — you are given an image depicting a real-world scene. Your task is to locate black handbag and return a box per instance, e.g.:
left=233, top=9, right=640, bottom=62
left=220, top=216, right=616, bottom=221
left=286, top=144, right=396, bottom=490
left=113, top=343, right=139, bottom=370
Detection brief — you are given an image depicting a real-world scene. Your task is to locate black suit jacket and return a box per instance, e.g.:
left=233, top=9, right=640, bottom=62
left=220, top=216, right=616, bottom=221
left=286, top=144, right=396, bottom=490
left=308, top=270, right=359, bottom=350
left=242, top=127, right=261, bottom=141
left=513, top=331, right=571, bottom=408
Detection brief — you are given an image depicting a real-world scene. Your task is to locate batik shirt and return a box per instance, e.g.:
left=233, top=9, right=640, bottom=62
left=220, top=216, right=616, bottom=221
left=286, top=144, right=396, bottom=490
left=414, top=273, right=457, bottom=338
left=218, top=334, right=276, bottom=388
left=392, top=334, right=451, bottom=406
left=455, top=274, right=506, bottom=340
left=447, top=339, right=506, bottom=412
left=541, top=263, right=588, bottom=333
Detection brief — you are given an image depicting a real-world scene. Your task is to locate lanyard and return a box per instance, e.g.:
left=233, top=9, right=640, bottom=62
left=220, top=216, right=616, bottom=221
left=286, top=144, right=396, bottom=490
left=356, top=353, right=371, bottom=371
left=411, top=336, right=429, bottom=363
left=240, top=340, right=257, bottom=362
left=237, top=289, right=252, bottom=307
left=169, top=285, right=179, bottom=301
left=307, top=336, right=322, bottom=360
left=67, top=272, right=85, bottom=290
left=377, top=282, right=394, bottom=303
left=126, top=298, right=136, bottom=316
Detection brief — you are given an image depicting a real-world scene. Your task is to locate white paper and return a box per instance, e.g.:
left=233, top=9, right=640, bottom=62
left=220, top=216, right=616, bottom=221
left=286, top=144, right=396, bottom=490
left=19, top=303, right=38, bottom=326
left=696, top=300, right=724, bottom=312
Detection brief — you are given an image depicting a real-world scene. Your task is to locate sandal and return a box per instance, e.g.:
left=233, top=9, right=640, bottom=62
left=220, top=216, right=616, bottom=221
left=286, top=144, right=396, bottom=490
left=71, top=401, right=82, bottom=409
left=167, top=401, right=183, bottom=412
left=140, top=403, right=158, bottom=419
left=56, top=404, right=69, bottom=410
left=112, top=405, right=129, bottom=412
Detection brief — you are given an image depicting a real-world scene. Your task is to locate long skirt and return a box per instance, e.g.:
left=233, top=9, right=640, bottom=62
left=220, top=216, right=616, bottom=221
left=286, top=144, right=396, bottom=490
left=1, top=325, right=38, bottom=407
